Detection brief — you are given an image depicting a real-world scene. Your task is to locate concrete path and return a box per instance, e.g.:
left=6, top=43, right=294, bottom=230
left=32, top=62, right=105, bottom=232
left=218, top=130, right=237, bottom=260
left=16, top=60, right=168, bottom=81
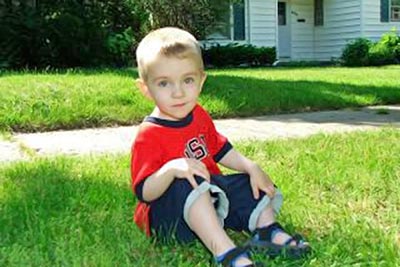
left=1, top=105, right=399, bottom=163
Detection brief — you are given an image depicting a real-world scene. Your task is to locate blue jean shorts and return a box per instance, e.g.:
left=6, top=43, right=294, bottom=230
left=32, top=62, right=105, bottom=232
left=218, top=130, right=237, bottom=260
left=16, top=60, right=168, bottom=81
left=149, top=173, right=283, bottom=243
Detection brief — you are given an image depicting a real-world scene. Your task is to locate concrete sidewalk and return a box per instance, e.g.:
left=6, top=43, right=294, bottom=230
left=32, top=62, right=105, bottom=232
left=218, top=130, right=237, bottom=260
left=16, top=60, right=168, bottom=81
left=1, top=105, right=399, bottom=163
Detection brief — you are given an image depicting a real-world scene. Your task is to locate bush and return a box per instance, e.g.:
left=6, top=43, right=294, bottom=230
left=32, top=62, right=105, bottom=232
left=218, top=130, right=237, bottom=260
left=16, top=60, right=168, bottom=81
left=106, top=27, right=136, bottom=67
left=379, top=29, right=400, bottom=63
left=341, top=38, right=371, bottom=66
left=202, top=43, right=276, bottom=67
left=0, top=0, right=146, bottom=69
left=341, top=29, right=400, bottom=67
left=368, top=42, right=396, bottom=66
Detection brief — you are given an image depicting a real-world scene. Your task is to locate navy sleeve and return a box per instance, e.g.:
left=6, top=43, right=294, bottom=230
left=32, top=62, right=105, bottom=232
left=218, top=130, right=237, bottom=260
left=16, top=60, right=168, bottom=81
left=213, top=141, right=233, bottom=162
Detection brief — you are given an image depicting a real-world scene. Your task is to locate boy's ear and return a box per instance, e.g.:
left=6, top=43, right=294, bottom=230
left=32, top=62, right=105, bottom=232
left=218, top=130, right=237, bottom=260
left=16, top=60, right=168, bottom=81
left=199, top=72, right=207, bottom=91
left=136, top=79, right=153, bottom=100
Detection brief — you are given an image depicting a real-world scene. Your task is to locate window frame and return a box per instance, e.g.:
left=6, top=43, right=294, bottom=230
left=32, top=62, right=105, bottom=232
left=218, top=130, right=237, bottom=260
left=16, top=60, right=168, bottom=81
left=390, top=0, right=400, bottom=22
left=205, top=0, right=247, bottom=42
left=314, top=0, right=324, bottom=26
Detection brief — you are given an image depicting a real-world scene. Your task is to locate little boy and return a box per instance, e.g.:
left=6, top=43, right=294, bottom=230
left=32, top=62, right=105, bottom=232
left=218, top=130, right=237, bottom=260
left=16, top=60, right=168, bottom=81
left=131, top=27, right=310, bottom=267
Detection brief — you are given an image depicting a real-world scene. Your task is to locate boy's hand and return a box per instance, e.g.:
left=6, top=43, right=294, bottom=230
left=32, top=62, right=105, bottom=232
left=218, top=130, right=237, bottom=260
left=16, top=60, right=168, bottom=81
left=247, top=164, right=275, bottom=199
left=164, top=158, right=210, bottom=188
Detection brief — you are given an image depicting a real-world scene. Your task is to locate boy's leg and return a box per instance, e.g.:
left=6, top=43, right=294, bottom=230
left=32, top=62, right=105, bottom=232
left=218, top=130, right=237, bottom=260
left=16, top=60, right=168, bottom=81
left=186, top=191, right=253, bottom=266
left=150, top=176, right=254, bottom=266
left=212, top=173, right=310, bottom=258
left=211, top=173, right=283, bottom=233
left=256, top=206, right=301, bottom=245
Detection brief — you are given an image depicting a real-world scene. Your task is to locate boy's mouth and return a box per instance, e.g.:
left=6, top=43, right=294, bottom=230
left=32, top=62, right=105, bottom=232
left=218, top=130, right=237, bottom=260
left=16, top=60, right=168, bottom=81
left=172, top=103, right=186, bottom=107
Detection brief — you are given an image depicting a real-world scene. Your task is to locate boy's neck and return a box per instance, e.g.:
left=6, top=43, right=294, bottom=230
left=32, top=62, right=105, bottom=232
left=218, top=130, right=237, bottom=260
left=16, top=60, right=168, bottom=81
left=150, top=106, right=194, bottom=121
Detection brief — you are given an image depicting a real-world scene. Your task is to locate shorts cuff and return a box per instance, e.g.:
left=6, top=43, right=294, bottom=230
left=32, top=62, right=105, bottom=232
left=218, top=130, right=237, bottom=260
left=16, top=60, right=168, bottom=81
left=248, top=189, right=284, bottom=232
left=183, top=182, right=229, bottom=229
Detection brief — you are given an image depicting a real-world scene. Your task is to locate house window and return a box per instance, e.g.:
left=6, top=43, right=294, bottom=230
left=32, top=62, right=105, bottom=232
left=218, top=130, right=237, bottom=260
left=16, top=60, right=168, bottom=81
left=278, top=2, right=286, bottom=25
left=391, top=0, right=400, bottom=21
left=208, top=0, right=246, bottom=41
left=314, top=0, right=324, bottom=26
left=233, top=0, right=245, bottom=40
left=381, top=0, right=400, bottom=22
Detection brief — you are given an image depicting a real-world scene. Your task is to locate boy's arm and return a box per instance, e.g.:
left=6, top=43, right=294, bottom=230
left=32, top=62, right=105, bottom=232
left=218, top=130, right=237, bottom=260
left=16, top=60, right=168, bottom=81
left=141, top=158, right=210, bottom=202
left=219, top=148, right=276, bottom=199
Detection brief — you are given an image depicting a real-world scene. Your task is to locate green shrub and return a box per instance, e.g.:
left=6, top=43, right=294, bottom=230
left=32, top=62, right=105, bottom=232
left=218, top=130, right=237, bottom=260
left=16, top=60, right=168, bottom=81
left=202, top=43, right=276, bottom=67
left=394, top=44, right=400, bottom=62
left=379, top=29, right=400, bottom=63
left=106, top=27, right=136, bottom=67
left=341, top=29, right=400, bottom=67
left=368, top=42, right=396, bottom=66
left=369, top=29, right=400, bottom=65
left=0, top=0, right=146, bottom=69
left=341, top=38, right=371, bottom=66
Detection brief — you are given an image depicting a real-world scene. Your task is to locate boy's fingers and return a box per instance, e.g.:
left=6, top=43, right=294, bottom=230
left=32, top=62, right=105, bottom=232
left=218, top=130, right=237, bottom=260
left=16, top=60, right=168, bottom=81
left=192, top=164, right=210, bottom=181
left=193, top=169, right=210, bottom=182
left=251, top=183, right=259, bottom=199
left=187, top=174, right=198, bottom=188
left=264, top=187, right=275, bottom=198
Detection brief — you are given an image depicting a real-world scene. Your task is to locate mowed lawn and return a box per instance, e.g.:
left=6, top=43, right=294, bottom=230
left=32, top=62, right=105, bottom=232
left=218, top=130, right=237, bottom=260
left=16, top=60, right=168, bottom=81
left=1, top=129, right=399, bottom=267
left=1, top=66, right=400, bottom=132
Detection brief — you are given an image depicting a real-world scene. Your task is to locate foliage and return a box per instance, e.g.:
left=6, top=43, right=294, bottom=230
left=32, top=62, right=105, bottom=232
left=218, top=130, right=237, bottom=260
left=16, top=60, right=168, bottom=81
left=341, top=38, right=371, bottom=67
left=0, top=0, right=147, bottom=69
left=368, top=42, right=396, bottom=66
left=106, top=27, right=136, bottom=67
left=369, top=29, right=400, bottom=66
left=341, top=29, right=400, bottom=67
left=202, top=43, right=276, bottom=67
left=139, top=0, right=231, bottom=40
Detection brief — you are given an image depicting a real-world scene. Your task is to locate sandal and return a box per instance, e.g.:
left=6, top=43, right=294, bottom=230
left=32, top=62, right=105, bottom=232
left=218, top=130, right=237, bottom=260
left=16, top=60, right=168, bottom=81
left=215, top=246, right=264, bottom=267
left=246, top=222, right=311, bottom=259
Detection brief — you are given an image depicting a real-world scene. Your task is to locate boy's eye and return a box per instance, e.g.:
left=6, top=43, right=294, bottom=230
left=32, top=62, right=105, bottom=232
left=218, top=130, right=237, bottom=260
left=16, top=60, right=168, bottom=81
left=158, top=80, right=168, bottom=87
left=184, top=77, right=195, bottom=84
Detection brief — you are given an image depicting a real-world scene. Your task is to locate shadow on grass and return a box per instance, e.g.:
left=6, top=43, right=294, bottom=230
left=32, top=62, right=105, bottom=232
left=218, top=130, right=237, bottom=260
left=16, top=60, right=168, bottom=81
left=1, top=154, right=399, bottom=266
left=202, top=74, right=400, bottom=125
left=0, top=157, right=154, bottom=266
left=0, top=156, right=212, bottom=266
left=1, top=67, right=399, bottom=133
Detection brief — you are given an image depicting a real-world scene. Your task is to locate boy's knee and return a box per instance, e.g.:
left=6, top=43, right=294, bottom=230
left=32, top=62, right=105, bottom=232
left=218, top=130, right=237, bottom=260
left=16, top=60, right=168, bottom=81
left=248, top=189, right=284, bottom=232
left=183, top=181, right=229, bottom=229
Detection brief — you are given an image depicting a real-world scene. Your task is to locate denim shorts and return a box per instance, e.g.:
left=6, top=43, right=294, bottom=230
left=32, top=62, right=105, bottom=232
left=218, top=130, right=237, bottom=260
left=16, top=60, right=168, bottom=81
left=149, top=173, right=283, bottom=243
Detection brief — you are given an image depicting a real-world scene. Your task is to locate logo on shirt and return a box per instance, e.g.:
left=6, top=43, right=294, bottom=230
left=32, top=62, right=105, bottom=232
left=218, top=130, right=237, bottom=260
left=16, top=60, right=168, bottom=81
left=184, top=135, right=208, bottom=160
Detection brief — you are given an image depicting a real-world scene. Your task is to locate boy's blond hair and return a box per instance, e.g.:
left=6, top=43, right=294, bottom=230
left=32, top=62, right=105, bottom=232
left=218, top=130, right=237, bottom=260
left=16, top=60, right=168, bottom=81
left=136, top=27, right=204, bottom=81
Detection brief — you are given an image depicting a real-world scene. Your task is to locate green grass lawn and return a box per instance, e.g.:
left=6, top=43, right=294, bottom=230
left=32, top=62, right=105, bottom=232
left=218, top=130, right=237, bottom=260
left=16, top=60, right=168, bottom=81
left=1, top=66, right=400, bottom=132
left=1, top=129, right=399, bottom=267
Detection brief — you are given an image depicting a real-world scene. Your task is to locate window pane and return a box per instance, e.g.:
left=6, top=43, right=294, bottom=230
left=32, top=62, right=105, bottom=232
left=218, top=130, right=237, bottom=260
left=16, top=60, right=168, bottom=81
left=233, top=1, right=245, bottom=40
left=381, top=0, right=389, bottom=22
left=209, top=1, right=231, bottom=39
left=278, top=2, right=286, bottom=25
left=391, top=0, right=400, bottom=21
left=315, top=0, right=324, bottom=26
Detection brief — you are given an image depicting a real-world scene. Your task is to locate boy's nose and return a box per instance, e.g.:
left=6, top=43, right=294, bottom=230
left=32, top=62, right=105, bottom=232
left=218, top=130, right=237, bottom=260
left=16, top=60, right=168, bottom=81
left=172, top=84, right=185, bottom=98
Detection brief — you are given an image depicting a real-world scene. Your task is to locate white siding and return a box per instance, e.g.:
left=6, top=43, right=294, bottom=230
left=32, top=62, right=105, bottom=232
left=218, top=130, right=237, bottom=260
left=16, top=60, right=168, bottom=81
left=314, top=0, right=362, bottom=61
left=248, top=0, right=277, bottom=47
left=290, top=0, right=315, bottom=60
left=362, top=0, right=400, bottom=41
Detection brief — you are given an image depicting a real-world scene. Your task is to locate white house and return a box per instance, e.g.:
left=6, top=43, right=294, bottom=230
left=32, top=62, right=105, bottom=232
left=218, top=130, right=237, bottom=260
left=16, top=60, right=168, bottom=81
left=204, top=0, right=400, bottom=62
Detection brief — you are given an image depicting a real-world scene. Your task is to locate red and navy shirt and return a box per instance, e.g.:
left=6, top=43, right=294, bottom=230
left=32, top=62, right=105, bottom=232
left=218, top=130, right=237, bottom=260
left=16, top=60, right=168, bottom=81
left=130, top=104, right=232, bottom=235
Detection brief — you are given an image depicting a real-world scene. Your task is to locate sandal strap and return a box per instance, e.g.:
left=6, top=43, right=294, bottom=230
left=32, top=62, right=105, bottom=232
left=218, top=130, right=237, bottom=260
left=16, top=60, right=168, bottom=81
left=218, top=246, right=250, bottom=267
left=255, top=222, right=285, bottom=242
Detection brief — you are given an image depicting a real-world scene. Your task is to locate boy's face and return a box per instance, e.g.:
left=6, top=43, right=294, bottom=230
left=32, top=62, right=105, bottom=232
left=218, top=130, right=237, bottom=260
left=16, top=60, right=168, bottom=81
left=137, top=54, right=206, bottom=121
